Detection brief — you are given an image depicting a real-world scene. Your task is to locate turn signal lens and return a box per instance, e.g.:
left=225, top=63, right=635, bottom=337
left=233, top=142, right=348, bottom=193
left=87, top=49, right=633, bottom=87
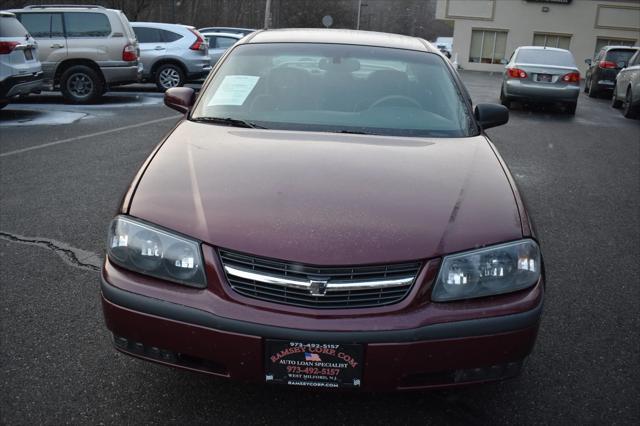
left=507, top=68, right=528, bottom=79
left=561, top=72, right=580, bottom=84
left=432, top=240, right=541, bottom=302
left=107, top=216, right=206, bottom=288
left=189, top=28, right=205, bottom=51
left=0, top=41, right=19, bottom=54
left=598, top=60, right=616, bottom=69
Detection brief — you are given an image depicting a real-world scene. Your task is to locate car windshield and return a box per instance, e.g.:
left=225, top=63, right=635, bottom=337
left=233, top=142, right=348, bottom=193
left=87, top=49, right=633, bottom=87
left=516, top=49, right=576, bottom=67
left=192, top=43, right=475, bottom=137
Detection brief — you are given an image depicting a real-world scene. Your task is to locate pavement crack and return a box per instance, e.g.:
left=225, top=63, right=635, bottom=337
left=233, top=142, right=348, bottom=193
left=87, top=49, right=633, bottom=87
left=0, top=231, right=102, bottom=272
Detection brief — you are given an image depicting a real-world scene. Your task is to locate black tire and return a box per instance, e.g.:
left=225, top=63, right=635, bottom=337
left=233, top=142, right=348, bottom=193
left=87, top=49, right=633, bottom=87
left=622, top=87, right=637, bottom=119
left=588, top=78, right=599, bottom=98
left=500, top=85, right=511, bottom=108
left=155, top=63, right=185, bottom=91
left=565, top=101, right=577, bottom=115
left=60, top=65, right=104, bottom=104
left=611, top=85, right=623, bottom=109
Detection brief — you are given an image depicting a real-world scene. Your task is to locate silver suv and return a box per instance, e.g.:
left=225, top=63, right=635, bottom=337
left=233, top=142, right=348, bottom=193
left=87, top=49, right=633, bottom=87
left=0, top=11, right=43, bottom=109
left=9, top=5, right=141, bottom=103
left=131, top=22, right=211, bottom=90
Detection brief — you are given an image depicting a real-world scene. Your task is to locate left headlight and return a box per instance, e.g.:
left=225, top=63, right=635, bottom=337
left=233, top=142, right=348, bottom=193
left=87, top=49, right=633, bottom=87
left=107, top=216, right=206, bottom=288
left=432, top=239, right=541, bottom=302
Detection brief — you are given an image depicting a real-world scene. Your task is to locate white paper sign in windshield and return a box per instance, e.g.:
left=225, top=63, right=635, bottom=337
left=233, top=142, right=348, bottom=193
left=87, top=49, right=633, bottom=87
left=208, top=75, right=260, bottom=106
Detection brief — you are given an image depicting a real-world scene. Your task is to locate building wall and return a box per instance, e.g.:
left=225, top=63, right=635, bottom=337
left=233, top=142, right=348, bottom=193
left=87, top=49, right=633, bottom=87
left=436, top=0, right=640, bottom=75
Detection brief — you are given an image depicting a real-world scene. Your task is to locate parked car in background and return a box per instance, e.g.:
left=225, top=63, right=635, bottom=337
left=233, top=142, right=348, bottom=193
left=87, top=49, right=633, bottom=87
left=611, top=50, right=640, bottom=119
left=585, top=45, right=639, bottom=98
left=132, top=22, right=211, bottom=90
left=197, top=27, right=254, bottom=36
left=500, top=46, right=580, bottom=114
left=9, top=5, right=140, bottom=103
left=101, top=29, right=545, bottom=392
left=0, top=11, right=43, bottom=109
left=200, top=31, right=242, bottom=65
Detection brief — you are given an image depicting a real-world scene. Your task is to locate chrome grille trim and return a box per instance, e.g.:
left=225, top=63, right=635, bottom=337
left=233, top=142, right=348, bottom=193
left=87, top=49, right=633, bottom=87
left=219, top=249, right=421, bottom=309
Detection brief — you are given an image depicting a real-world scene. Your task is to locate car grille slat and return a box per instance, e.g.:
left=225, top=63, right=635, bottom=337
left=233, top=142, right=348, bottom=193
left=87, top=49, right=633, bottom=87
left=220, top=249, right=421, bottom=309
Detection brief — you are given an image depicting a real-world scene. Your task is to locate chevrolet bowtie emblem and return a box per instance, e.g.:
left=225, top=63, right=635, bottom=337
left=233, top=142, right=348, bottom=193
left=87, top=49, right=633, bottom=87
left=308, top=279, right=329, bottom=296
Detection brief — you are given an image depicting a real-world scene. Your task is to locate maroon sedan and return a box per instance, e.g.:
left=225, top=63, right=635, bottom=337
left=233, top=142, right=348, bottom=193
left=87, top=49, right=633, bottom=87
left=102, top=29, right=544, bottom=391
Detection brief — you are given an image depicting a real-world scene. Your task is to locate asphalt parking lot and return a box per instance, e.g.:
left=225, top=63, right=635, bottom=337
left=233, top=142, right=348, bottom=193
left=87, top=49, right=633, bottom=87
left=1, top=73, right=639, bottom=425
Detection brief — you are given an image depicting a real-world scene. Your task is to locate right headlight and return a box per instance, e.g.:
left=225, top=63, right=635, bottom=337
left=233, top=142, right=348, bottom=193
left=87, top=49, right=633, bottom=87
left=431, top=239, right=541, bottom=302
left=107, top=216, right=206, bottom=288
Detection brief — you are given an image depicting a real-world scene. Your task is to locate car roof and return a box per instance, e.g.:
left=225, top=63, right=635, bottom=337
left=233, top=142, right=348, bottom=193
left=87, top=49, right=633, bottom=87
left=241, top=28, right=434, bottom=52
left=517, top=46, right=571, bottom=53
left=201, top=31, right=244, bottom=38
left=601, top=45, right=639, bottom=50
left=10, top=5, right=118, bottom=12
left=0, top=11, right=17, bottom=18
left=131, top=22, right=194, bottom=30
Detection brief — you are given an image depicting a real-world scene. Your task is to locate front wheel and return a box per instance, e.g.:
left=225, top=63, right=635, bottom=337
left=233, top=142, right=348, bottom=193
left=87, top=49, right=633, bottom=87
left=60, top=65, right=104, bottom=104
left=155, top=64, right=185, bottom=91
left=622, top=88, right=637, bottom=119
left=611, top=85, right=623, bottom=108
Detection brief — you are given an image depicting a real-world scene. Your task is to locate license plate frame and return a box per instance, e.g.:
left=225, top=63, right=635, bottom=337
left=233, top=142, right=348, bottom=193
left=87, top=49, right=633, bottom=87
left=265, top=340, right=363, bottom=389
left=24, top=49, right=33, bottom=60
left=537, top=73, right=552, bottom=82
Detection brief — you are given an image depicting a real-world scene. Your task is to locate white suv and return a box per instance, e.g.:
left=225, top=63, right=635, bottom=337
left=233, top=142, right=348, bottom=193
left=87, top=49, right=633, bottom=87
left=9, top=5, right=141, bottom=103
left=0, top=11, right=43, bottom=109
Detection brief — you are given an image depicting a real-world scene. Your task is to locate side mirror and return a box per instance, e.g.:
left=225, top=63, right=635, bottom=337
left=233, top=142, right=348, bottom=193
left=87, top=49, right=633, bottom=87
left=164, top=87, right=196, bottom=114
left=475, top=103, right=509, bottom=130
left=584, top=58, right=592, bottom=66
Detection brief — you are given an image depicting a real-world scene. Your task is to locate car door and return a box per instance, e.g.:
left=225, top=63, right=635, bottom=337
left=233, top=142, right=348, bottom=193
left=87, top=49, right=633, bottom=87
left=133, top=26, right=166, bottom=76
left=16, top=12, right=66, bottom=85
left=64, top=12, right=112, bottom=62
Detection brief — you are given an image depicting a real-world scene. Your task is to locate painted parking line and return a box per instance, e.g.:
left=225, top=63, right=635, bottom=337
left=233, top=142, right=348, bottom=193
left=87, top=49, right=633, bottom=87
left=0, top=115, right=179, bottom=158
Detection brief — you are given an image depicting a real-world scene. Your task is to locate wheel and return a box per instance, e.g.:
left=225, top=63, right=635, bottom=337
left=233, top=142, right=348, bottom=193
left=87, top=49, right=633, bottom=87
left=588, top=78, right=599, bottom=98
left=500, top=85, right=511, bottom=108
left=584, top=76, right=589, bottom=93
left=565, top=101, right=577, bottom=115
left=611, top=85, right=622, bottom=109
left=155, top=63, right=185, bottom=91
left=622, top=87, right=637, bottom=119
left=60, top=65, right=103, bottom=104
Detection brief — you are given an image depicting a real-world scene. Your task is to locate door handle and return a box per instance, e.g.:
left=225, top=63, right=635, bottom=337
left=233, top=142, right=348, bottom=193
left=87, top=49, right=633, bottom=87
left=154, top=46, right=164, bottom=50
left=50, top=43, right=64, bottom=49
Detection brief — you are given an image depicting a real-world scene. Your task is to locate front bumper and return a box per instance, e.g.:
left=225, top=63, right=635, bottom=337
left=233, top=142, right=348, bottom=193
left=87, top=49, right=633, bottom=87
left=101, top=272, right=543, bottom=391
left=505, top=79, right=580, bottom=102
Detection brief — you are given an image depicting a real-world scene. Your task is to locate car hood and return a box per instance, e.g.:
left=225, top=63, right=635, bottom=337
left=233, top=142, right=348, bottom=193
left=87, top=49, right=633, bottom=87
left=129, top=121, right=522, bottom=265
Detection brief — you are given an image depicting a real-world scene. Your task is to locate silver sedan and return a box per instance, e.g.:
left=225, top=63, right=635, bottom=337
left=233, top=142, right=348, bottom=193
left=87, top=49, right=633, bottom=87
left=500, top=46, right=580, bottom=115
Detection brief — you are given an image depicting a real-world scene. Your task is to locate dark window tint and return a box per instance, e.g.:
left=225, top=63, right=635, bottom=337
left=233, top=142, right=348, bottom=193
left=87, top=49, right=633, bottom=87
left=0, top=15, right=28, bottom=37
left=215, top=36, right=237, bottom=49
left=605, top=49, right=637, bottom=67
left=516, top=49, right=575, bottom=67
left=160, top=29, right=182, bottom=42
left=17, top=13, right=50, bottom=37
left=134, top=26, right=162, bottom=43
left=64, top=12, right=111, bottom=37
left=51, top=14, right=63, bottom=37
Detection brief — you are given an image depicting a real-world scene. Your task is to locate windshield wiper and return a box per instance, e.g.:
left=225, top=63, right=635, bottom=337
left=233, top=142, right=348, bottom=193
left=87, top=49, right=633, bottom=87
left=192, top=117, right=266, bottom=129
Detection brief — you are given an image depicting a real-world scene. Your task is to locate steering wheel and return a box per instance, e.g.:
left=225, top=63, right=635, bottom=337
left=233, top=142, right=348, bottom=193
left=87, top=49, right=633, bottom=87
left=369, top=95, right=422, bottom=109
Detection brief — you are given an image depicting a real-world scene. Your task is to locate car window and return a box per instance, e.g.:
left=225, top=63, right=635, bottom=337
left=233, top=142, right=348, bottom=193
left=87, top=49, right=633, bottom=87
left=515, top=49, right=576, bottom=67
left=134, top=27, right=162, bottom=43
left=17, top=13, right=50, bottom=37
left=0, top=15, right=28, bottom=37
left=605, top=49, right=637, bottom=67
left=64, top=12, right=111, bottom=38
left=630, top=52, right=640, bottom=67
left=160, top=29, right=182, bottom=42
left=215, top=37, right=237, bottom=49
left=193, top=43, right=475, bottom=138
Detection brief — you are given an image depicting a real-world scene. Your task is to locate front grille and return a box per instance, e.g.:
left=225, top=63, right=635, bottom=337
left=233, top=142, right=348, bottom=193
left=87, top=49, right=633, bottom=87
left=219, top=249, right=421, bottom=309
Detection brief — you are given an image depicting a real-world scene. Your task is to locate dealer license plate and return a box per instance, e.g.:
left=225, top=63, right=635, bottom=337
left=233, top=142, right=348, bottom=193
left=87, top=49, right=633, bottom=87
left=537, top=73, right=552, bottom=82
left=265, top=340, right=363, bottom=389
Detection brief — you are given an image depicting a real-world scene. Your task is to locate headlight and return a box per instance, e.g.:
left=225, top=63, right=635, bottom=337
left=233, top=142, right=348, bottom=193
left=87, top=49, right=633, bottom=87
left=107, top=216, right=206, bottom=288
left=432, top=239, right=540, bottom=302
